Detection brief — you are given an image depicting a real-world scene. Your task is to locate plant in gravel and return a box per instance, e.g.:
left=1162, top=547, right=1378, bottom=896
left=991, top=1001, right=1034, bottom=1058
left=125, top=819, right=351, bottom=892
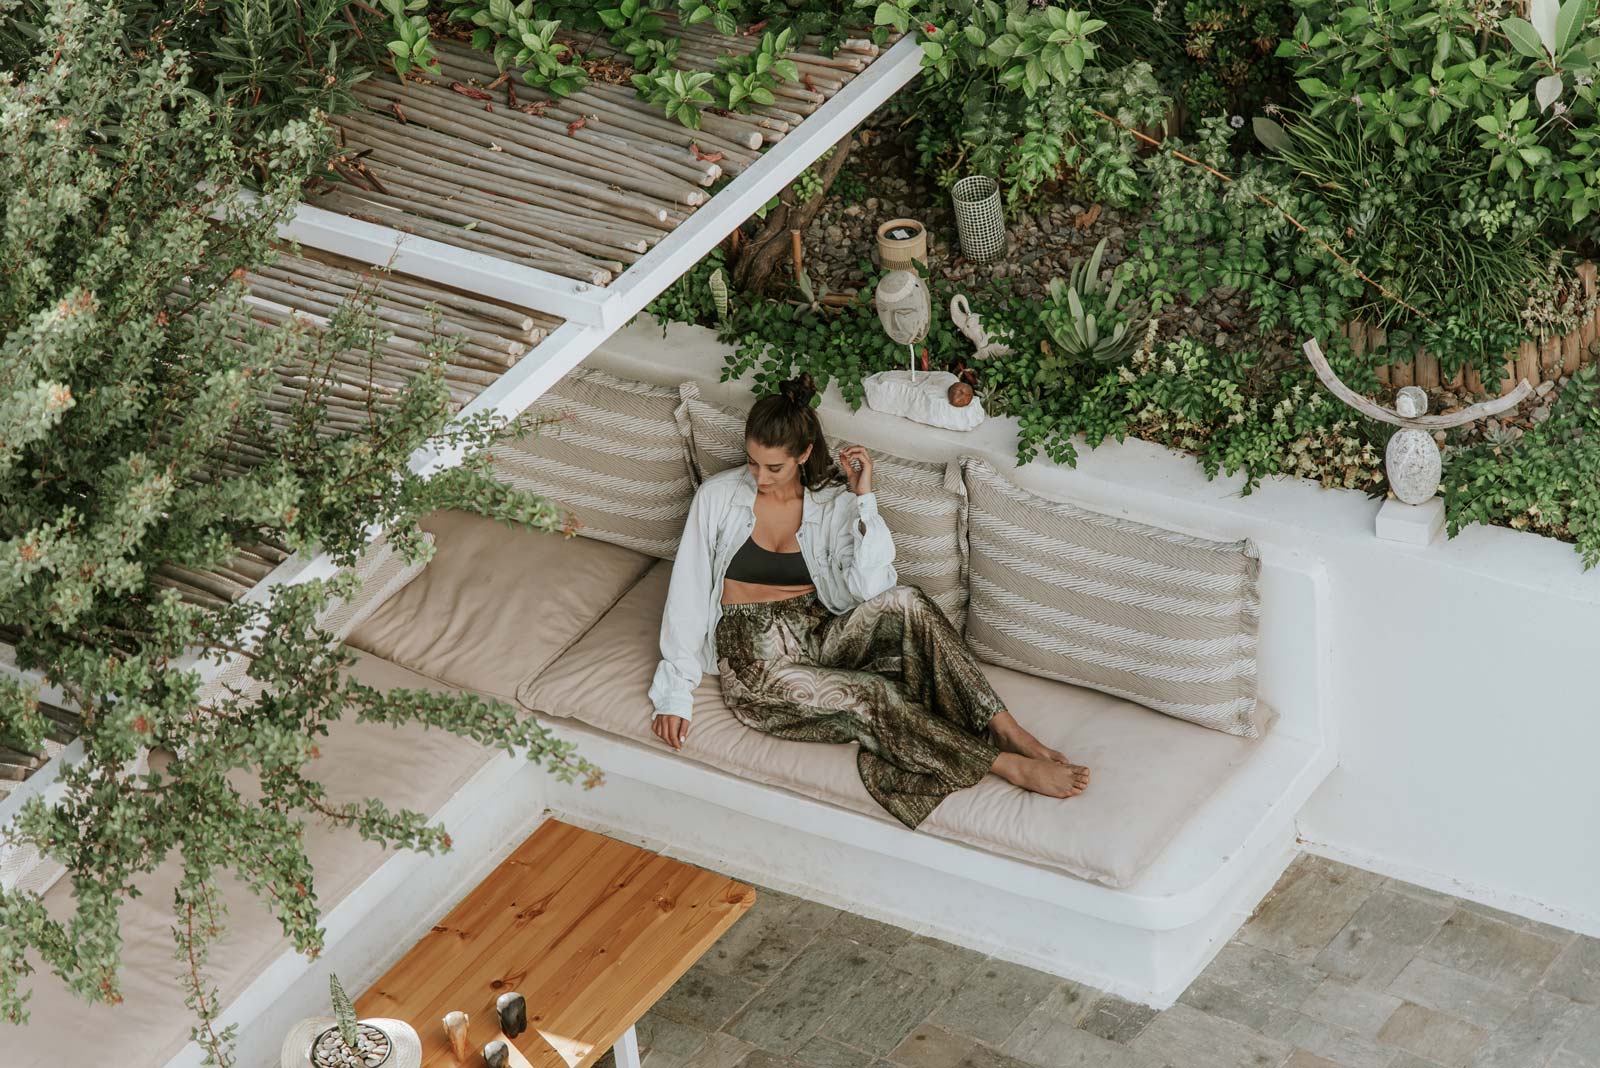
left=0, top=7, right=590, bottom=1065
left=1040, top=236, right=1148, bottom=364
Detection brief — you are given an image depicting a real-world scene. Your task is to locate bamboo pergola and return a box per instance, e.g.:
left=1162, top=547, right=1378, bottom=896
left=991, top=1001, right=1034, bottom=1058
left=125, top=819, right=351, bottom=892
left=319, top=24, right=891, bottom=290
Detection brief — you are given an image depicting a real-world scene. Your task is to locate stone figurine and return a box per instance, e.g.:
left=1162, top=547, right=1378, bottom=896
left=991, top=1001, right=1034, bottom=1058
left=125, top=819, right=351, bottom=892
left=482, top=1039, right=509, bottom=1068
left=496, top=991, right=527, bottom=1040
left=949, top=293, right=1013, bottom=360
left=1301, top=338, right=1533, bottom=504
left=443, top=1011, right=470, bottom=1061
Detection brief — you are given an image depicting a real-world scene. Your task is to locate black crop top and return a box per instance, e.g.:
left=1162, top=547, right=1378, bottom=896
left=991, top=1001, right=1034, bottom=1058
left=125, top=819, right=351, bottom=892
left=724, top=534, right=813, bottom=587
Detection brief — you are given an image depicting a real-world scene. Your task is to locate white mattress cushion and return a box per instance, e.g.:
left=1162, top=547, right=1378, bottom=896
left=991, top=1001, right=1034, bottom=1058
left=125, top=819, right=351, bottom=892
left=522, top=561, right=1272, bottom=889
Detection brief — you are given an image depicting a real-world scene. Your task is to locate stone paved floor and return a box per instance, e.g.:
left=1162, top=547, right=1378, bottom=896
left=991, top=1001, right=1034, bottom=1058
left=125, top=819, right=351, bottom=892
left=622, top=853, right=1600, bottom=1068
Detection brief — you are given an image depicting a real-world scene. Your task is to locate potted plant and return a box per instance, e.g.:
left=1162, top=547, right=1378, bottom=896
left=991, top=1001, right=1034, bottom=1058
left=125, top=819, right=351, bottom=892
left=281, top=974, right=423, bottom=1068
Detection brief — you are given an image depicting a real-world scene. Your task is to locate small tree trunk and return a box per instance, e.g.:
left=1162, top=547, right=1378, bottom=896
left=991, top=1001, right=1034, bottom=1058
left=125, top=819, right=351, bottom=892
left=730, top=130, right=857, bottom=294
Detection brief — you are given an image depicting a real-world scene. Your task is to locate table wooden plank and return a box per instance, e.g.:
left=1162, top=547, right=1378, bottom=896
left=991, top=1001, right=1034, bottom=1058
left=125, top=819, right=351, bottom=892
left=356, top=819, right=755, bottom=1068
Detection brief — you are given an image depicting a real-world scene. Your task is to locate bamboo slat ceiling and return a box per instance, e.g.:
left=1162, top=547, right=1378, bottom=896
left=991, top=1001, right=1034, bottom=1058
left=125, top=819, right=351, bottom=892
left=317, top=21, right=889, bottom=286
left=154, top=248, right=559, bottom=609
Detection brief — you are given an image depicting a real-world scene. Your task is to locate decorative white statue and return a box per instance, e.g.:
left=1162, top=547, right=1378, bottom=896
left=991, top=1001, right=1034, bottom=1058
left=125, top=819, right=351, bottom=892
left=873, top=269, right=931, bottom=379
left=1301, top=337, right=1532, bottom=544
left=949, top=293, right=1012, bottom=360
left=864, top=269, right=986, bottom=430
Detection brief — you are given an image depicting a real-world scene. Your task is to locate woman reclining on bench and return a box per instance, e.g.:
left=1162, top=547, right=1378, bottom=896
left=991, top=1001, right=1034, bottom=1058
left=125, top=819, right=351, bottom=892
left=648, top=373, right=1091, bottom=830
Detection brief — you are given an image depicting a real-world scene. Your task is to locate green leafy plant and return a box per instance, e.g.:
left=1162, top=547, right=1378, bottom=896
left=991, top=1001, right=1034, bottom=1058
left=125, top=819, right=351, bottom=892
left=0, top=7, right=594, bottom=1065
left=633, top=66, right=717, bottom=127
left=449, top=0, right=589, bottom=95
left=380, top=0, right=438, bottom=76
left=599, top=0, right=678, bottom=71
left=1443, top=364, right=1600, bottom=568
left=715, top=26, right=801, bottom=111
left=1041, top=237, right=1147, bottom=364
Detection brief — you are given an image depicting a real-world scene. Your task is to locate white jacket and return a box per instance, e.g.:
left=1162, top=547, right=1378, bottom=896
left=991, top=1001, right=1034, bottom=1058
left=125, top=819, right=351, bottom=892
left=648, top=464, right=898, bottom=720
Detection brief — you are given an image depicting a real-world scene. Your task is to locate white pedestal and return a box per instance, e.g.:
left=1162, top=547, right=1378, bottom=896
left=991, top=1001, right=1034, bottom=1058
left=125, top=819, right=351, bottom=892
left=1375, top=497, right=1445, bottom=546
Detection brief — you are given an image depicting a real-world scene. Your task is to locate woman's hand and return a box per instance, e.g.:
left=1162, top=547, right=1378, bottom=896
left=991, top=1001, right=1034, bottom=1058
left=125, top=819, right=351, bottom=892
left=653, top=715, right=690, bottom=750
left=838, top=445, right=873, bottom=496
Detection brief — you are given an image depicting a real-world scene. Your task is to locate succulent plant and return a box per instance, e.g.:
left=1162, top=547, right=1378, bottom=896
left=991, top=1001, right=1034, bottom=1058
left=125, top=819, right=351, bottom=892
left=330, top=973, right=359, bottom=1050
left=1042, top=237, right=1147, bottom=364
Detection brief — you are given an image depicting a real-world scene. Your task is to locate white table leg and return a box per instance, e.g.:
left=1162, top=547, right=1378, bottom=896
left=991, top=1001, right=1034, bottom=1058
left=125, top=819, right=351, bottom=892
left=613, top=1024, right=642, bottom=1068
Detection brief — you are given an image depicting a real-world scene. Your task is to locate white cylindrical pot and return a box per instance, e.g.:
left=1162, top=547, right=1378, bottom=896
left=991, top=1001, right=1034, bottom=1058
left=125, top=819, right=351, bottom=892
left=951, top=176, right=1007, bottom=263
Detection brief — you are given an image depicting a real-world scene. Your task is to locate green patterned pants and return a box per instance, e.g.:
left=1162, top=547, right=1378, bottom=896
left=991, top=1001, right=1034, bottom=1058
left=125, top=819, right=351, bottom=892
left=716, top=585, right=1005, bottom=829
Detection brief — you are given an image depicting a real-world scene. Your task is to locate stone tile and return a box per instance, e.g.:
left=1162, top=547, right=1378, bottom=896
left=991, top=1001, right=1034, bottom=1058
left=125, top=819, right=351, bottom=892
left=1418, top=908, right=1566, bottom=994
left=727, top=934, right=889, bottom=1054
left=887, top=937, right=986, bottom=998
left=929, top=959, right=1062, bottom=1046
left=1551, top=1009, right=1600, bottom=1068
left=794, top=1035, right=878, bottom=1068
left=997, top=981, right=1097, bottom=1059
left=653, top=958, right=763, bottom=1031
left=820, top=959, right=959, bottom=1055
left=1455, top=898, right=1577, bottom=943
left=1283, top=1054, right=1342, bottom=1068
left=736, top=1052, right=803, bottom=1068
left=828, top=911, right=913, bottom=954
left=1546, top=936, right=1600, bottom=1006
left=1382, top=877, right=1459, bottom=910
left=949, top=1046, right=1037, bottom=1068
left=1315, top=888, right=1454, bottom=989
left=1384, top=958, right=1525, bottom=1030
left=1001, top=1002, right=1166, bottom=1067
left=1298, top=976, right=1404, bottom=1038
left=1239, top=858, right=1382, bottom=963
left=1076, top=993, right=1161, bottom=1044
left=1376, top=1003, right=1490, bottom=1068
left=1128, top=1002, right=1294, bottom=1068
left=706, top=889, right=835, bottom=984
left=638, top=1010, right=712, bottom=1057
left=887, top=1023, right=976, bottom=1068
left=1389, top=1057, right=1449, bottom=1068
left=698, top=1034, right=761, bottom=1068
left=1177, top=940, right=1325, bottom=1031
left=1465, top=989, right=1590, bottom=1068
left=640, top=1051, right=686, bottom=1068
left=1260, top=1012, right=1401, bottom=1068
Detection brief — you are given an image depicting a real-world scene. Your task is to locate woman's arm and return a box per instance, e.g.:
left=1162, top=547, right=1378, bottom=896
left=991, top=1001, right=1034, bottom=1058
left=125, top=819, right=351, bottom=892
left=648, top=483, right=715, bottom=726
left=835, top=446, right=897, bottom=601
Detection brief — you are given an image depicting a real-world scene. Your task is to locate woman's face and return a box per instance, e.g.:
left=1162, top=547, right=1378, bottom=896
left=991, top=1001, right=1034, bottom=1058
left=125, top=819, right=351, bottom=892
left=746, top=438, right=810, bottom=493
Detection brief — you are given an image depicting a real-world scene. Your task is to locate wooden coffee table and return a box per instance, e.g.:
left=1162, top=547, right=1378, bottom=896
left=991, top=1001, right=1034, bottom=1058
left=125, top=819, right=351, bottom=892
left=357, top=819, right=756, bottom=1068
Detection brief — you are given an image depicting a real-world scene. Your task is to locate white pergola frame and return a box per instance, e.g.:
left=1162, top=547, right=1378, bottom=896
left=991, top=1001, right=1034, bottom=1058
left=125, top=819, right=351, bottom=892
left=0, top=36, right=922, bottom=834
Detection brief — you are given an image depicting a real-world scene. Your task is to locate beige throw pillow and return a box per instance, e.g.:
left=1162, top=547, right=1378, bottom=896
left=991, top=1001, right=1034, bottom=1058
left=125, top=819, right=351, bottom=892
left=961, top=456, right=1268, bottom=739
left=676, top=384, right=970, bottom=631
left=491, top=367, right=694, bottom=560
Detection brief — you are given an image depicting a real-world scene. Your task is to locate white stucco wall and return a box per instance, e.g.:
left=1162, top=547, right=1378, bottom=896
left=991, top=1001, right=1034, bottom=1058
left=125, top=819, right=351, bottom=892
left=591, top=315, right=1600, bottom=936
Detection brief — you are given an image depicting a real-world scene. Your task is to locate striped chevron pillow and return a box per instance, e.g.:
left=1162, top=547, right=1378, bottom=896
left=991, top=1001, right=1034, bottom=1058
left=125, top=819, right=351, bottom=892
left=491, top=368, right=694, bottom=560
left=678, top=384, right=971, bottom=631
left=960, top=457, right=1268, bottom=738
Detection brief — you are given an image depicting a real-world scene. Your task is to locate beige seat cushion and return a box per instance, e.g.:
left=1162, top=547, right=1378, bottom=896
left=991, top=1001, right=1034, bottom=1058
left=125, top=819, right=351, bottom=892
left=676, top=385, right=971, bottom=630
left=491, top=367, right=695, bottom=560
left=524, top=562, right=1270, bottom=889
left=961, top=456, right=1268, bottom=739
left=348, top=510, right=654, bottom=703
left=13, top=652, right=497, bottom=1068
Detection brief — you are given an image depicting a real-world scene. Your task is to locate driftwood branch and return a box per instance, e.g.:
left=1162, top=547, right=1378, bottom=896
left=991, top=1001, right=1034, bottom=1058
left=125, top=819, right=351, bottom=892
left=1302, top=338, right=1532, bottom=429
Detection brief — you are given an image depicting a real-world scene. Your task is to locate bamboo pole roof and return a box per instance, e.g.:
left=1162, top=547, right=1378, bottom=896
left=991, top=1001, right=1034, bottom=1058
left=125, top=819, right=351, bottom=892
left=317, top=23, right=890, bottom=290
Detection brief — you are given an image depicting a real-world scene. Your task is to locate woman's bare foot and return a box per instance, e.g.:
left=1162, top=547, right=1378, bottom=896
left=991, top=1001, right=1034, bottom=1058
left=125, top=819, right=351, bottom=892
left=993, top=753, right=1091, bottom=799
left=989, top=710, right=1069, bottom=765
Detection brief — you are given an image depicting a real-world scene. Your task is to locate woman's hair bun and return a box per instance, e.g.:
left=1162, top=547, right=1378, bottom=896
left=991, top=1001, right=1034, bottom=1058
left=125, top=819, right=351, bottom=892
left=777, top=372, right=818, bottom=409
